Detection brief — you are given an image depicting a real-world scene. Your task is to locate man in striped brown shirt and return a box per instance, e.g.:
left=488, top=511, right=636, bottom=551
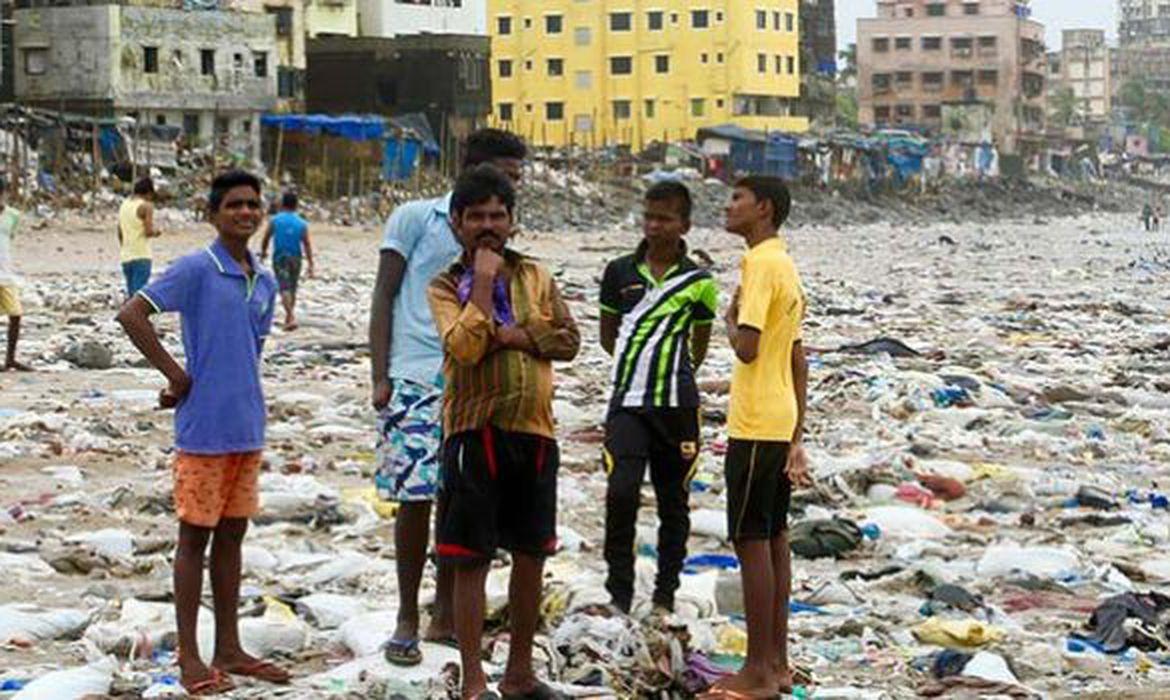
left=427, top=165, right=579, bottom=700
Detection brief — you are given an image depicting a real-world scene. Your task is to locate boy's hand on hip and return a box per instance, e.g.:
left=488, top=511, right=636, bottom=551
left=160, top=372, right=192, bottom=409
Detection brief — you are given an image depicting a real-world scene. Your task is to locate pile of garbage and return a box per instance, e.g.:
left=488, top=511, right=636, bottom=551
left=1, top=200, right=1169, bottom=698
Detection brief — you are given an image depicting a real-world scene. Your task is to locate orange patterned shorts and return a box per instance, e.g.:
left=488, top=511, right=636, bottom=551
left=173, top=451, right=263, bottom=528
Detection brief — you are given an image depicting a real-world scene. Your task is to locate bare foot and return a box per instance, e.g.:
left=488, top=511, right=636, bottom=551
left=704, top=665, right=779, bottom=699
left=283, top=321, right=299, bottom=331
left=423, top=622, right=456, bottom=644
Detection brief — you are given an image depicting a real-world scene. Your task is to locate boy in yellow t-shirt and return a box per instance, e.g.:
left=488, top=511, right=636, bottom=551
left=708, top=176, right=811, bottom=699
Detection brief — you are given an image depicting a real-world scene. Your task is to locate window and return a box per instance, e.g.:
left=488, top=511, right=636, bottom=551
left=546, top=102, right=564, bottom=121
left=155, top=114, right=167, bottom=126
left=183, top=114, right=200, bottom=138
left=691, top=98, right=706, bottom=117
left=926, top=3, right=945, bottom=16
left=922, top=36, right=942, bottom=51
left=610, top=56, right=632, bottom=75
left=923, top=104, right=942, bottom=119
left=277, top=66, right=298, bottom=98
left=978, top=36, right=998, bottom=56
left=952, top=70, right=974, bottom=87
left=499, top=103, right=514, bottom=121
left=216, top=117, right=230, bottom=134
left=691, top=10, right=709, bottom=28
left=756, top=10, right=766, bottom=29
left=497, top=16, right=512, bottom=34
left=253, top=51, right=268, bottom=78
left=575, top=70, right=592, bottom=89
left=717, top=52, right=724, bottom=63
left=963, top=2, right=980, bottom=15
left=545, top=15, right=563, bottom=33
left=701, top=53, right=709, bottom=63
left=648, top=11, right=663, bottom=30
left=201, top=49, right=215, bottom=75
left=610, top=12, right=631, bottom=31
left=269, top=7, right=293, bottom=37
left=241, top=119, right=251, bottom=134
left=613, top=100, right=631, bottom=120
left=574, top=27, right=592, bottom=46
left=785, top=12, right=794, bottom=31
left=716, top=98, right=724, bottom=109
left=875, top=106, right=891, bottom=121
left=775, top=55, right=782, bottom=73
left=895, top=71, right=913, bottom=86
left=895, top=37, right=912, bottom=50
left=758, top=53, right=767, bottom=73
left=547, top=58, right=563, bottom=76
left=787, top=56, right=795, bottom=74
left=716, top=11, right=723, bottom=22
left=524, top=17, right=532, bottom=28
left=978, top=69, right=998, bottom=86
left=655, top=55, right=670, bottom=73
left=524, top=59, right=533, bottom=71
left=872, top=73, right=891, bottom=93
left=922, top=71, right=944, bottom=91
left=895, top=104, right=914, bottom=119
left=644, top=99, right=656, bottom=118
left=773, top=11, right=781, bottom=30
left=143, top=46, right=159, bottom=74
left=498, top=59, right=513, bottom=77
left=873, top=38, right=890, bottom=53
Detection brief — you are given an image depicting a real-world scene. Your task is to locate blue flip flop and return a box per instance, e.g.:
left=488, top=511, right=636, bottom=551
left=383, top=638, right=422, bottom=667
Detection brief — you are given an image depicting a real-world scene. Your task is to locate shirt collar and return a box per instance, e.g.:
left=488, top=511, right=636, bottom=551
left=435, top=192, right=453, bottom=217
left=206, top=238, right=260, bottom=278
left=634, top=238, right=689, bottom=263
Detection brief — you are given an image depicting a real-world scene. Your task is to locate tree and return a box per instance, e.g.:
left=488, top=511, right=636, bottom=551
left=836, top=90, right=858, bottom=128
left=1119, top=79, right=1150, bottom=123
left=837, top=43, right=857, bottom=84
left=1051, top=86, right=1079, bottom=127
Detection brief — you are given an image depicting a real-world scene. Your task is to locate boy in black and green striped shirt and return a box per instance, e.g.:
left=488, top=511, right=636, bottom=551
left=599, top=181, right=719, bottom=614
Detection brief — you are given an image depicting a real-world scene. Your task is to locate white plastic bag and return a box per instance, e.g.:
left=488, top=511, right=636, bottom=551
left=13, top=658, right=115, bottom=700
left=0, top=604, right=91, bottom=645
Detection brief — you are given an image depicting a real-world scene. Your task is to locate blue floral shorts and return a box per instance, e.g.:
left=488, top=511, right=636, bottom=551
left=374, top=378, right=444, bottom=502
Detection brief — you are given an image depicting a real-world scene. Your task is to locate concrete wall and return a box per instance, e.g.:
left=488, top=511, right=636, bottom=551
left=14, top=5, right=117, bottom=104
left=359, top=0, right=486, bottom=38
left=306, top=0, right=358, bottom=37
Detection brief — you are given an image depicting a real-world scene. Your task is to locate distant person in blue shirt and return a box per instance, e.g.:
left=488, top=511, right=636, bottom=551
left=367, top=128, right=526, bottom=667
left=116, top=171, right=289, bottom=695
left=260, top=191, right=314, bottom=331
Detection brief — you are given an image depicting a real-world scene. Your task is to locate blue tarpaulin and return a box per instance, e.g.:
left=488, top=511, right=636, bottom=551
left=260, top=114, right=386, bottom=141
left=765, top=133, right=800, bottom=180
left=383, top=138, right=421, bottom=181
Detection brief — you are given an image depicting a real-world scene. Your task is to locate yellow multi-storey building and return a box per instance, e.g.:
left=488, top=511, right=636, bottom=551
left=488, top=1, right=809, bottom=148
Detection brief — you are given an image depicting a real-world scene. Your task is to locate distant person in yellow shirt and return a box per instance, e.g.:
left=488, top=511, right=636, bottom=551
left=0, top=178, right=29, bottom=371
left=118, top=178, right=161, bottom=297
left=707, top=176, right=811, bottom=700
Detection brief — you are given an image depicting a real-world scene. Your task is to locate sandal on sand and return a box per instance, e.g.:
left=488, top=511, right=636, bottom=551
left=501, top=681, right=568, bottom=700
left=383, top=638, right=423, bottom=667
left=215, top=659, right=291, bottom=684
left=183, top=668, right=235, bottom=696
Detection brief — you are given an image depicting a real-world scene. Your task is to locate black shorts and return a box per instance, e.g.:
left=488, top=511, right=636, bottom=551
left=725, top=439, right=792, bottom=542
left=437, top=426, right=559, bottom=563
left=604, top=407, right=701, bottom=471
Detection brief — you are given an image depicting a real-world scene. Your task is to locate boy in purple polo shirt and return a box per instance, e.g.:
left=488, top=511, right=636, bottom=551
left=116, top=171, right=290, bottom=696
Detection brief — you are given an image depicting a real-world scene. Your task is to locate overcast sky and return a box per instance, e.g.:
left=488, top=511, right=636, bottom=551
left=837, top=0, right=1118, bottom=51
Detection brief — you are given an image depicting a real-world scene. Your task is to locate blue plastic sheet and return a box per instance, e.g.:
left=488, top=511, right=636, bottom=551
left=260, top=114, right=386, bottom=142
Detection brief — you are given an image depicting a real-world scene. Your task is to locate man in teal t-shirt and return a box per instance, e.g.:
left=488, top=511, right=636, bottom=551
left=260, top=191, right=314, bottom=331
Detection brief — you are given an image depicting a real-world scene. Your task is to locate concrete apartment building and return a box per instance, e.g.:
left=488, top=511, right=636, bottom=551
left=359, top=0, right=485, bottom=38
left=1046, top=29, right=1111, bottom=126
left=857, top=0, right=1046, bottom=151
left=488, top=0, right=808, bottom=149
left=13, top=2, right=277, bottom=156
left=1116, top=0, right=1170, bottom=95
left=305, top=0, right=358, bottom=38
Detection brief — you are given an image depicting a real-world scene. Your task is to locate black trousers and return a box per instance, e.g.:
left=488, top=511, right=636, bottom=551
left=603, top=408, right=699, bottom=612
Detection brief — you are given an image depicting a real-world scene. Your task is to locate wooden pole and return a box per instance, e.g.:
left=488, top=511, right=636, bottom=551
left=91, top=122, right=100, bottom=210
left=273, top=124, right=285, bottom=183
